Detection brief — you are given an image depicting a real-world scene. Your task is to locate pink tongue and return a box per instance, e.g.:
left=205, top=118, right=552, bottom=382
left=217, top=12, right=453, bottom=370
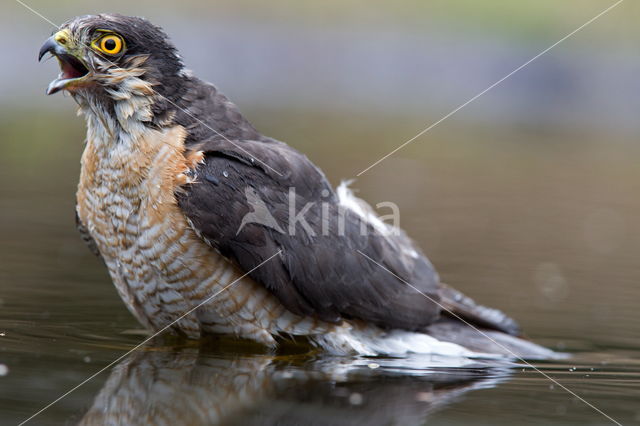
left=61, top=61, right=83, bottom=79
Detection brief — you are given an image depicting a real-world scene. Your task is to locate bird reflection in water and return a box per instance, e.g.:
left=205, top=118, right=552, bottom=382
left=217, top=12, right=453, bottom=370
left=79, top=342, right=513, bottom=425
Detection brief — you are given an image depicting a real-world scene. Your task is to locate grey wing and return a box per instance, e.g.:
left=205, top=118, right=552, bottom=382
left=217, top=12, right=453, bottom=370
left=171, top=77, right=521, bottom=335
left=75, top=209, right=101, bottom=257
left=177, top=137, right=443, bottom=330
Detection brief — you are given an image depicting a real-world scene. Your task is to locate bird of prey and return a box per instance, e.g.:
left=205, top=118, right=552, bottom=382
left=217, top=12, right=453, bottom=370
left=39, top=14, right=555, bottom=358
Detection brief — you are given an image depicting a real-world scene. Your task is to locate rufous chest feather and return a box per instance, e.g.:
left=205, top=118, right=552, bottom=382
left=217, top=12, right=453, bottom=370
left=76, top=125, right=201, bottom=255
left=75, top=124, right=216, bottom=333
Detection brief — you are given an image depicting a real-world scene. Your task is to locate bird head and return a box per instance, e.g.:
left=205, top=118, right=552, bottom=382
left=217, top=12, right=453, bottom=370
left=38, top=14, right=258, bottom=141
left=38, top=14, right=183, bottom=98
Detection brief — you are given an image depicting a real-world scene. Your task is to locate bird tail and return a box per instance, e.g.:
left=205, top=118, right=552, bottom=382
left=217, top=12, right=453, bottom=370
left=439, top=283, right=521, bottom=336
left=430, top=284, right=564, bottom=360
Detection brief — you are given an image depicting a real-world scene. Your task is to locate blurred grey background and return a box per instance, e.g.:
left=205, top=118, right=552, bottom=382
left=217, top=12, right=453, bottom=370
left=2, top=1, right=639, bottom=132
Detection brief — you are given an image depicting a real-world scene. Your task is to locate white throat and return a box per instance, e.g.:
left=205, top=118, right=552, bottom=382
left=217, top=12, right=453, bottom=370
left=75, top=67, right=157, bottom=149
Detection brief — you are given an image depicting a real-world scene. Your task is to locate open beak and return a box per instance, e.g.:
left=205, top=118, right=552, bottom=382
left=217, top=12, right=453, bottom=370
left=39, top=35, right=90, bottom=95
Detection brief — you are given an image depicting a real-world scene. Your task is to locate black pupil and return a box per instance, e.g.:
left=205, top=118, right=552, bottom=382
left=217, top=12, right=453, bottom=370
left=104, top=38, right=117, bottom=51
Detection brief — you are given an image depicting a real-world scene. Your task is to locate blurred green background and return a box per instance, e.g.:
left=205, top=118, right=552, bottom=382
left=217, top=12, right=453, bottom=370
left=1, top=1, right=639, bottom=424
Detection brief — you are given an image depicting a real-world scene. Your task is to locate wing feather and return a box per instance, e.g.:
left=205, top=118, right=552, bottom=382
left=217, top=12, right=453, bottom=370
left=76, top=209, right=101, bottom=257
left=177, top=137, right=442, bottom=330
left=171, top=78, right=520, bottom=335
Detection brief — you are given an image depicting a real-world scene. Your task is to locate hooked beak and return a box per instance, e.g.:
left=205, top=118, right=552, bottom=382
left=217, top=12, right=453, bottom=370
left=39, top=33, right=91, bottom=95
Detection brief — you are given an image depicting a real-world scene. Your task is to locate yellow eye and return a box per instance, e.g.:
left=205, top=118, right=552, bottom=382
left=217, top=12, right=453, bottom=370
left=95, top=34, right=123, bottom=55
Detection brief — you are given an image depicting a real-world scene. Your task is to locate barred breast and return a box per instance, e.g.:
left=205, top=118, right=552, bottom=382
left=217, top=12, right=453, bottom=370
left=76, top=124, right=335, bottom=344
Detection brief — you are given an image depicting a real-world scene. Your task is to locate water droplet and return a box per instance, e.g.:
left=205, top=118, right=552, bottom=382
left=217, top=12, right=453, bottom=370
left=348, top=392, right=363, bottom=405
left=83, top=356, right=91, bottom=363
left=533, top=262, right=569, bottom=303
left=416, top=392, right=433, bottom=402
left=0, top=364, right=8, bottom=376
left=367, top=362, right=379, bottom=369
left=222, top=171, right=229, bottom=178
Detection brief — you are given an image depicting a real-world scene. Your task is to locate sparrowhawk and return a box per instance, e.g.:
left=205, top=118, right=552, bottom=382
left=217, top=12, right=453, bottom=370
left=39, top=13, right=555, bottom=359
